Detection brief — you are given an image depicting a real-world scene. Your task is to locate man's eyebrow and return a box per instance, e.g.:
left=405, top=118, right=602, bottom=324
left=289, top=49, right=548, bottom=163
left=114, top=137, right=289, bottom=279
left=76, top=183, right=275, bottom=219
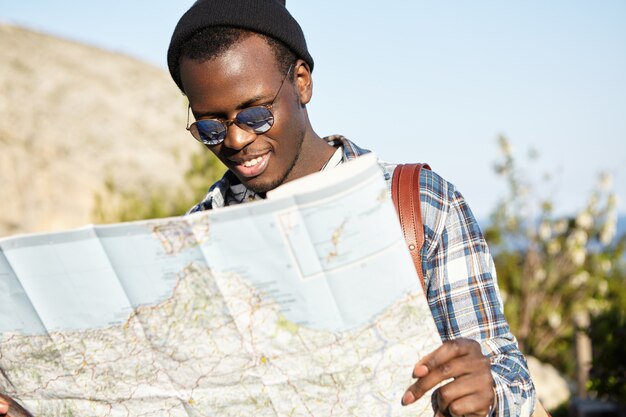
left=235, top=93, right=270, bottom=110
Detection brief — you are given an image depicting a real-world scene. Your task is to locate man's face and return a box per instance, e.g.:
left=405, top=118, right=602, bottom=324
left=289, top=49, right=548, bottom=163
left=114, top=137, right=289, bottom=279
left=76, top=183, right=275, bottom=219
left=179, top=35, right=309, bottom=194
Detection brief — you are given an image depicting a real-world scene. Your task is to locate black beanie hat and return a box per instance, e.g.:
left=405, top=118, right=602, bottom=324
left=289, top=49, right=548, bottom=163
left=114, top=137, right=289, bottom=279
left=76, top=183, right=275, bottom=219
left=167, top=0, right=314, bottom=92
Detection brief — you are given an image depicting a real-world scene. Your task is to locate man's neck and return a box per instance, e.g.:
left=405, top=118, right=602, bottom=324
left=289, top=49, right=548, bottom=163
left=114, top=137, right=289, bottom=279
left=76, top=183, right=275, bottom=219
left=282, top=130, right=336, bottom=185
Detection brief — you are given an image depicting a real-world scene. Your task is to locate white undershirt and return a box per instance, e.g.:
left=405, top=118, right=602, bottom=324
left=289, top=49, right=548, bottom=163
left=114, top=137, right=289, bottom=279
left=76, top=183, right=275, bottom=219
left=320, top=147, right=343, bottom=171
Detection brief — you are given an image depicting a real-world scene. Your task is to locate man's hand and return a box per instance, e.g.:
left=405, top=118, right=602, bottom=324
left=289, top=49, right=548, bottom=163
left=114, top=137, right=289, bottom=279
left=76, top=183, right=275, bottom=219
left=0, top=394, right=34, bottom=417
left=401, top=338, right=495, bottom=417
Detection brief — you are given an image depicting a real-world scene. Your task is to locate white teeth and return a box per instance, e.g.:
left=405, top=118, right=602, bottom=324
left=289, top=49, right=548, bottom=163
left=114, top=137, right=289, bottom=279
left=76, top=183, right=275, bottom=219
left=243, top=157, right=262, bottom=167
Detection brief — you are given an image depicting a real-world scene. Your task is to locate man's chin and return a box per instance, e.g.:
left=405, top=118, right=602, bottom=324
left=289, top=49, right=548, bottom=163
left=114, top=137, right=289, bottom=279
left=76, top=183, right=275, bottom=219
left=240, top=174, right=285, bottom=195
left=244, top=179, right=283, bottom=195
left=238, top=148, right=301, bottom=195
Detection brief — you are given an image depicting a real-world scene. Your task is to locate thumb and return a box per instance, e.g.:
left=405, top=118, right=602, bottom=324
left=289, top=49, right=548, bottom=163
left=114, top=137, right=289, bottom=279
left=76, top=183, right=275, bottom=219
left=0, top=400, right=9, bottom=414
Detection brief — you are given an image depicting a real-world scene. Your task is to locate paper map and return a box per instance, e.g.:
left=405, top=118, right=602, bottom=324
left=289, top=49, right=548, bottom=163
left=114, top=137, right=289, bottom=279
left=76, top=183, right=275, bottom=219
left=0, top=154, right=442, bottom=416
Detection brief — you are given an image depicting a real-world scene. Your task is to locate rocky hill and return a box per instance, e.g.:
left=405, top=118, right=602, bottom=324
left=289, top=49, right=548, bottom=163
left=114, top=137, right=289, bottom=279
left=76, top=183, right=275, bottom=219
left=0, top=24, right=208, bottom=237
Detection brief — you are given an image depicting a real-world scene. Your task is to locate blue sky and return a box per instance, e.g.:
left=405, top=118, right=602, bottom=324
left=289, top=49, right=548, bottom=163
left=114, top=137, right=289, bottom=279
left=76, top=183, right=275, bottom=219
left=2, top=1, right=625, bottom=219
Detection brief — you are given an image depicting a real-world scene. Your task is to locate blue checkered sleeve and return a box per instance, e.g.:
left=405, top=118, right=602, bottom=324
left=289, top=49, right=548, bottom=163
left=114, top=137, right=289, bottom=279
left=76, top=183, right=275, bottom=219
left=419, top=169, right=536, bottom=417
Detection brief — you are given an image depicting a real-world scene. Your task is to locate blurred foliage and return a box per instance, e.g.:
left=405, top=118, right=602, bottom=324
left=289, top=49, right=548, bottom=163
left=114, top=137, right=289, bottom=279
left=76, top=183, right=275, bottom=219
left=587, top=306, right=626, bottom=404
left=485, top=136, right=626, bottom=382
left=92, top=149, right=224, bottom=222
left=550, top=402, right=569, bottom=417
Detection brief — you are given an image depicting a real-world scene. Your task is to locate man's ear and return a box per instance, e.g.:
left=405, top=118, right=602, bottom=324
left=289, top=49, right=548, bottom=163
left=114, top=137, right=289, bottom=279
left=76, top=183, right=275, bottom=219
left=294, top=59, right=313, bottom=105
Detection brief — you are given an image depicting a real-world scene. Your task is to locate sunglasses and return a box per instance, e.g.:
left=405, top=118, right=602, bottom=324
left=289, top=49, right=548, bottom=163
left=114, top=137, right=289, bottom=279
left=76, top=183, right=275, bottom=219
left=186, top=64, right=294, bottom=146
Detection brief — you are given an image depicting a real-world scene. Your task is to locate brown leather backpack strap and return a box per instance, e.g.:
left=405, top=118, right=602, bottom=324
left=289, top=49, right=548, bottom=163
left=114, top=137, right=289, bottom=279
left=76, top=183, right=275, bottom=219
left=391, top=163, right=431, bottom=292
left=394, top=163, right=547, bottom=417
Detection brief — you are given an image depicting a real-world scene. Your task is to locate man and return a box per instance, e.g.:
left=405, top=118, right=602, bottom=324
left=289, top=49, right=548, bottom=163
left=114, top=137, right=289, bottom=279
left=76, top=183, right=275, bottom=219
left=0, top=1, right=535, bottom=416
left=167, top=1, right=536, bottom=417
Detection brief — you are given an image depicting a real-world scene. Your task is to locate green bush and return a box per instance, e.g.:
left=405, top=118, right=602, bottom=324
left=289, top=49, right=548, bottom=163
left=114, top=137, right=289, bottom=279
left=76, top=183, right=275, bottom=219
left=485, top=136, right=625, bottom=379
left=587, top=306, right=626, bottom=404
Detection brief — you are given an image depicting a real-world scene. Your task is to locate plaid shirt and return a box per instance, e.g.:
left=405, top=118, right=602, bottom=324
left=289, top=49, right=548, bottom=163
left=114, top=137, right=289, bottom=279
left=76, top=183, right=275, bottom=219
left=188, top=135, right=536, bottom=417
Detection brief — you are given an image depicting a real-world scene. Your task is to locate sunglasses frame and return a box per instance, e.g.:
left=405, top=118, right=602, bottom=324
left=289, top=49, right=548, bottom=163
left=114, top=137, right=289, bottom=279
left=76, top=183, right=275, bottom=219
left=186, top=63, right=294, bottom=146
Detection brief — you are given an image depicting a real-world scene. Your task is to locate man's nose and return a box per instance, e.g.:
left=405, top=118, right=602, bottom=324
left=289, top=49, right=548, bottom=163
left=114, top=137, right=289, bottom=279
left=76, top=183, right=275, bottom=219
left=222, top=124, right=257, bottom=150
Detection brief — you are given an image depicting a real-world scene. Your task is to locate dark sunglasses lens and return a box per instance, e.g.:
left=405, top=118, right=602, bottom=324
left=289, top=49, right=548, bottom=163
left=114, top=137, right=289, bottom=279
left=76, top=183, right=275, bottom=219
left=236, top=107, right=274, bottom=133
left=193, top=120, right=227, bottom=145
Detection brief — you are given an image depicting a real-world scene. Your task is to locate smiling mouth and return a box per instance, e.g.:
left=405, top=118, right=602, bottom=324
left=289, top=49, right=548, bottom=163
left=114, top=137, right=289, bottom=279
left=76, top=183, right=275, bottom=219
left=242, top=156, right=264, bottom=167
left=231, top=152, right=271, bottom=178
